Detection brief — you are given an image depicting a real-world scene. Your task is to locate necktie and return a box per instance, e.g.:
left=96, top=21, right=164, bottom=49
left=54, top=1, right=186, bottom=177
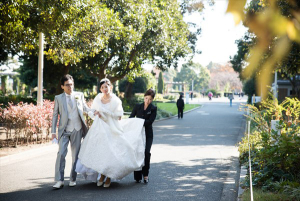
left=68, top=96, right=73, bottom=109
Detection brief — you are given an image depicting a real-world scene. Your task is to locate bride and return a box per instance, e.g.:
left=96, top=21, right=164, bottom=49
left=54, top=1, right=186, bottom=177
left=76, top=78, right=145, bottom=188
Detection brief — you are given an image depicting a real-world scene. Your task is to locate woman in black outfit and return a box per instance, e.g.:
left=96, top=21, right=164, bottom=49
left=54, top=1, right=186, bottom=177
left=130, top=89, right=157, bottom=184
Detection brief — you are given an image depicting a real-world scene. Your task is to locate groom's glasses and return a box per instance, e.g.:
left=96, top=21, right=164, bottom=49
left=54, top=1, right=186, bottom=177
left=64, top=84, right=73, bottom=87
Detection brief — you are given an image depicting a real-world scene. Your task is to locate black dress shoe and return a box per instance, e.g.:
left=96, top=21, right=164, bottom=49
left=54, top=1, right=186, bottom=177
left=135, top=180, right=141, bottom=183
left=143, top=178, right=149, bottom=184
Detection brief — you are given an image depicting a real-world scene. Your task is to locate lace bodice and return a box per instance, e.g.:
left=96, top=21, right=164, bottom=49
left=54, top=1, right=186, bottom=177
left=100, top=101, right=111, bottom=110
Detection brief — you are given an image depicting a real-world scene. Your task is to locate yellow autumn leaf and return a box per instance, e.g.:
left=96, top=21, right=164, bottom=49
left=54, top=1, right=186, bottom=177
left=242, top=46, right=265, bottom=79
left=269, top=11, right=289, bottom=36
left=257, top=37, right=290, bottom=100
left=226, top=0, right=247, bottom=25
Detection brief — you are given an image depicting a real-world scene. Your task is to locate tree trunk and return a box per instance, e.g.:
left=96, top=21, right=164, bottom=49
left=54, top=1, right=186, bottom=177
left=55, top=64, right=70, bottom=95
left=96, top=77, right=100, bottom=94
left=1, top=75, right=7, bottom=94
left=125, top=82, right=133, bottom=99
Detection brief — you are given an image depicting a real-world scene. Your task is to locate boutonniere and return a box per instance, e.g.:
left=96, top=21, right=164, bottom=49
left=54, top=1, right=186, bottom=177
left=74, top=95, right=80, bottom=101
left=147, top=111, right=151, bottom=115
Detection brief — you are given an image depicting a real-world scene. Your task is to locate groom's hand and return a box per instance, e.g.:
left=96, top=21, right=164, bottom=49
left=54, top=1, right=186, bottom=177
left=52, top=133, right=57, bottom=140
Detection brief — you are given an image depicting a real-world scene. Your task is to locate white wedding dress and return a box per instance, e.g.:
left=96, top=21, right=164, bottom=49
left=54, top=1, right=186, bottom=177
left=75, top=93, right=145, bottom=181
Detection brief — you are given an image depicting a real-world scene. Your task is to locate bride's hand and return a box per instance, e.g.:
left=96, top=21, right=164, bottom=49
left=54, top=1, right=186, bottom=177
left=94, top=111, right=101, bottom=118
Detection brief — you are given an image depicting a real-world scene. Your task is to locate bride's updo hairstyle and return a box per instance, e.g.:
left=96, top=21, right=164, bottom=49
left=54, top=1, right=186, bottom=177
left=99, top=78, right=112, bottom=93
left=144, top=89, right=155, bottom=99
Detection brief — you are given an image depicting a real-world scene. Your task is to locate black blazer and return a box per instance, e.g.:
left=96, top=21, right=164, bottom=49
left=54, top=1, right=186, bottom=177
left=129, top=103, right=157, bottom=138
left=176, top=98, right=184, bottom=108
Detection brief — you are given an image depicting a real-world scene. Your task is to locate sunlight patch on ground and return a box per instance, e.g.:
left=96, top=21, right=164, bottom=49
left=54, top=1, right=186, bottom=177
left=155, top=125, right=176, bottom=129
left=152, top=144, right=239, bottom=166
left=156, top=134, right=193, bottom=137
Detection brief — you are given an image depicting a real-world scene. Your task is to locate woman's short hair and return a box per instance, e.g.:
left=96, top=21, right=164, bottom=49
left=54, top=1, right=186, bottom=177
left=60, top=74, right=73, bottom=86
left=99, top=78, right=112, bottom=89
left=144, top=89, right=155, bottom=99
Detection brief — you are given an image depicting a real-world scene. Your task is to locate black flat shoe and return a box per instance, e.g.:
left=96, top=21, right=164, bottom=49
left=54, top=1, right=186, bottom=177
left=135, top=180, right=141, bottom=183
left=143, top=178, right=149, bottom=184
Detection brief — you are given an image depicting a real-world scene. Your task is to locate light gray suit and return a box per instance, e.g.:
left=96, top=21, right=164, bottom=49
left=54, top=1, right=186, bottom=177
left=51, top=91, right=92, bottom=181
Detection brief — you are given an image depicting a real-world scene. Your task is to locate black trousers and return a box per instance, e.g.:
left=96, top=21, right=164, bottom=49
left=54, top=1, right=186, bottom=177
left=134, top=137, right=153, bottom=180
left=178, top=107, right=183, bottom=119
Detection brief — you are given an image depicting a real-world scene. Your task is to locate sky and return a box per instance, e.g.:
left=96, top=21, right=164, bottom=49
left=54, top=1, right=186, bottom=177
left=185, top=0, right=248, bottom=67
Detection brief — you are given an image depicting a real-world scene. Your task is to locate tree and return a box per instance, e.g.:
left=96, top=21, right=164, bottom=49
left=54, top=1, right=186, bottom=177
left=1, top=0, right=122, bottom=95
left=119, top=71, right=156, bottom=97
left=208, top=63, right=242, bottom=92
left=1, top=76, right=7, bottom=94
left=174, top=62, right=210, bottom=92
left=230, top=0, right=300, bottom=98
left=278, top=42, right=300, bottom=97
left=1, top=0, right=118, bottom=66
left=243, top=77, right=257, bottom=103
left=227, top=0, right=300, bottom=99
left=230, top=33, right=255, bottom=78
left=158, top=72, right=164, bottom=94
left=2, top=0, right=204, bottom=96
left=18, top=55, right=96, bottom=96
left=77, top=0, right=195, bottom=84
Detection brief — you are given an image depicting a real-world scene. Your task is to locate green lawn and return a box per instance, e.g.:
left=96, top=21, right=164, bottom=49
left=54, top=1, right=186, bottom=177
left=241, top=188, right=294, bottom=201
left=156, top=102, right=200, bottom=115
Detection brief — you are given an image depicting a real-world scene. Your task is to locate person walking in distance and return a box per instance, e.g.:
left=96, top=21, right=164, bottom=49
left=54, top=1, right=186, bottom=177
left=208, top=92, right=213, bottom=101
left=228, top=93, right=234, bottom=107
left=176, top=94, right=185, bottom=119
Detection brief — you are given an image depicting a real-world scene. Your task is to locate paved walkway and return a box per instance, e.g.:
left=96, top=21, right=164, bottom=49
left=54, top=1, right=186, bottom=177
left=0, top=96, right=247, bottom=201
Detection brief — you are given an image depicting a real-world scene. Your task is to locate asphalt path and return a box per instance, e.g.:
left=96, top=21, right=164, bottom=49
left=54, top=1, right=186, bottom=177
left=0, top=97, right=246, bottom=201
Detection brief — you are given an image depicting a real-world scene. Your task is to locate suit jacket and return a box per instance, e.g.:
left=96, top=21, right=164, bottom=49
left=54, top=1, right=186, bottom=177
left=129, top=103, right=157, bottom=138
left=51, top=91, right=92, bottom=140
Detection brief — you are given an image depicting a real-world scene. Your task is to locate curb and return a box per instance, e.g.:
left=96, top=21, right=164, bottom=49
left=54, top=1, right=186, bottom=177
left=220, top=114, right=246, bottom=201
left=237, top=166, right=247, bottom=201
left=237, top=115, right=249, bottom=201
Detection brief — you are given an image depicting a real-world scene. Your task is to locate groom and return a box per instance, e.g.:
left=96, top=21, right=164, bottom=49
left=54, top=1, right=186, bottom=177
left=51, top=74, right=92, bottom=189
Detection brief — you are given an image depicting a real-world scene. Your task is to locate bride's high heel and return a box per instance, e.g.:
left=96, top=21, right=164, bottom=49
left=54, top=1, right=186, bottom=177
left=97, top=175, right=106, bottom=187
left=97, top=180, right=104, bottom=187
left=104, top=178, right=111, bottom=188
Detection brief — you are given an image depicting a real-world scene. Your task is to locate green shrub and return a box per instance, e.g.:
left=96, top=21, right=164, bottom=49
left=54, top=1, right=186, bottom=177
left=0, top=95, right=36, bottom=107
left=163, top=94, right=176, bottom=101
left=239, top=97, right=300, bottom=193
left=120, top=96, right=140, bottom=113
left=156, top=108, right=173, bottom=120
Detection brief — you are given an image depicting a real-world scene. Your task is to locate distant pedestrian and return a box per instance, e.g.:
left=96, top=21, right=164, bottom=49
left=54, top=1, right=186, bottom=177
left=228, top=93, right=234, bottom=107
left=208, top=92, right=213, bottom=101
left=176, top=94, right=185, bottom=119
left=191, top=92, right=193, bottom=100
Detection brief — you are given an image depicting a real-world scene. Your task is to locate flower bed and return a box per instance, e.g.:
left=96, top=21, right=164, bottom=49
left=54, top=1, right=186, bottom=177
left=0, top=100, right=54, bottom=147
